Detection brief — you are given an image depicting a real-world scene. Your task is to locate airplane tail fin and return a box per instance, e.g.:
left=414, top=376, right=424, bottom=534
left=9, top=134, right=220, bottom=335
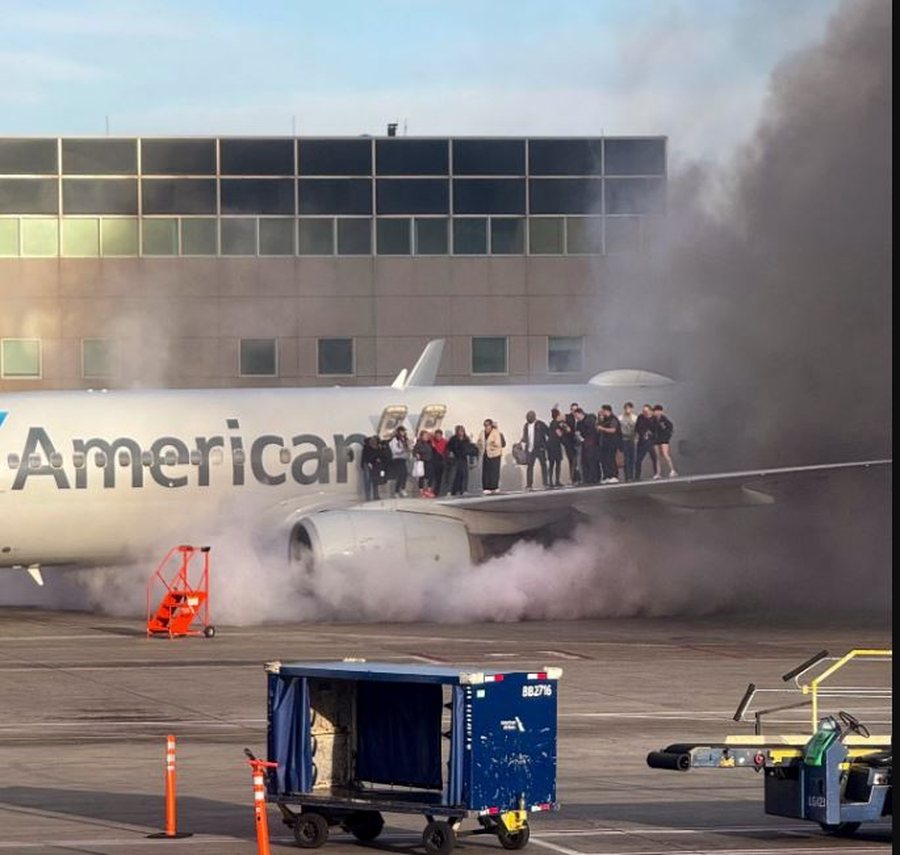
left=406, top=339, right=445, bottom=386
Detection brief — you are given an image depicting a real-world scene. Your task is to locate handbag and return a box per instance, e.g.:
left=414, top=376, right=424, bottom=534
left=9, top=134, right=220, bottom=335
left=511, top=442, right=528, bottom=465
left=412, top=459, right=425, bottom=478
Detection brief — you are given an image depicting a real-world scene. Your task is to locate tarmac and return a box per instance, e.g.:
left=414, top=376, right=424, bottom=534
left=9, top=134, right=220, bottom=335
left=0, top=609, right=891, bottom=854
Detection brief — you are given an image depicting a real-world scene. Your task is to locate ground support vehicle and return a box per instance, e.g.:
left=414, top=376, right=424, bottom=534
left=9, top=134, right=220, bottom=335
left=263, top=661, right=561, bottom=852
left=647, top=649, right=892, bottom=836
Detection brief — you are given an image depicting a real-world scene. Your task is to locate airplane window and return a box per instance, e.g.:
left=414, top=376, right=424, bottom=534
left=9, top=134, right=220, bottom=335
left=162, top=450, right=177, bottom=466
left=6, top=454, right=20, bottom=469
left=94, top=452, right=107, bottom=468
left=232, top=449, right=246, bottom=465
left=117, top=451, right=130, bottom=467
left=189, top=450, right=201, bottom=465
left=141, top=451, right=153, bottom=467
left=50, top=452, right=64, bottom=468
left=28, top=454, right=42, bottom=469
left=278, top=448, right=291, bottom=465
left=210, top=448, right=224, bottom=466
left=72, top=452, right=85, bottom=469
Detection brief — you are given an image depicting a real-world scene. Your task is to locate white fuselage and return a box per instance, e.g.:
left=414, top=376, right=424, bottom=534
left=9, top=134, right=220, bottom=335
left=0, top=384, right=673, bottom=567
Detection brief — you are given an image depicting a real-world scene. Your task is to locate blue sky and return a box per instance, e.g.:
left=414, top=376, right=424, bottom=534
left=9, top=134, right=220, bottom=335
left=0, top=0, right=841, bottom=162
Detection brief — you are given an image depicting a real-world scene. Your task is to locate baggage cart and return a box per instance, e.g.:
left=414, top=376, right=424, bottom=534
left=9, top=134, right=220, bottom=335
left=264, top=660, right=561, bottom=852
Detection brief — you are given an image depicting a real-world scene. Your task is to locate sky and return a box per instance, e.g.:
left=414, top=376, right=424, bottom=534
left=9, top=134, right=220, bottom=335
left=0, top=0, right=843, bottom=164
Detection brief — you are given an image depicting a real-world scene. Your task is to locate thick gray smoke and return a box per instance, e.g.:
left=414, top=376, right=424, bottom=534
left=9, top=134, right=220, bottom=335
left=601, top=0, right=892, bottom=468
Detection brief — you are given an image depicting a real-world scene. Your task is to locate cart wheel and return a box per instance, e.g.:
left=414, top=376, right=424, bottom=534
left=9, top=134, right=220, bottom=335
left=203, top=625, right=216, bottom=638
left=818, top=821, right=861, bottom=837
left=423, top=820, right=456, bottom=855
left=497, top=822, right=530, bottom=850
left=346, top=810, right=384, bottom=842
left=294, top=812, right=329, bottom=848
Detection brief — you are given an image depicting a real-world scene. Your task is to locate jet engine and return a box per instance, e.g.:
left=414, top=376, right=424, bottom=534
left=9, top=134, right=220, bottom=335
left=290, top=510, right=474, bottom=573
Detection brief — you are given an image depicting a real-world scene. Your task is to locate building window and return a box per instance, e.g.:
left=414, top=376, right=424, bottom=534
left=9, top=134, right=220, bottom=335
left=299, top=218, right=334, bottom=255
left=82, top=339, right=113, bottom=378
left=548, top=336, right=583, bottom=373
left=414, top=218, right=448, bottom=255
left=0, top=219, right=18, bottom=256
left=453, top=218, right=487, bottom=255
left=142, top=218, right=178, bottom=255
left=101, top=218, right=138, bottom=256
left=62, top=139, right=137, bottom=174
left=318, top=338, right=354, bottom=376
left=62, top=218, right=100, bottom=256
left=181, top=218, right=218, bottom=255
left=0, top=178, right=59, bottom=215
left=336, top=218, right=371, bottom=255
left=21, top=218, right=58, bottom=256
left=221, top=218, right=257, bottom=255
left=490, top=218, right=524, bottom=254
left=141, top=139, right=216, bottom=175
left=529, top=218, right=564, bottom=254
left=1, top=339, right=41, bottom=378
left=471, top=336, right=508, bottom=375
left=299, top=139, right=372, bottom=176
left=239, top=338, right=277, bottom=377
left=605, top=216, right=641, bottom=254
left=566, top=217, right=603, bottom=254
left=0, top=139, right=58, bottom=174
left=376, top=218, right=411, bottom=255
left=62, top=178, right=139, bottom=215
left=259, top=218, right=295, bottom=255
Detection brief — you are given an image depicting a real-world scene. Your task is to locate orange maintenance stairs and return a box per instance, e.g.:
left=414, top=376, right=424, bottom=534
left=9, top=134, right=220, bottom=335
left=146, top=545, right=215, bottom=638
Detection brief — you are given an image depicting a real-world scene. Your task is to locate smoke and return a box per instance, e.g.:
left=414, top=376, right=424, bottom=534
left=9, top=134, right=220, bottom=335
left=600, top=0, right=892, bottom=468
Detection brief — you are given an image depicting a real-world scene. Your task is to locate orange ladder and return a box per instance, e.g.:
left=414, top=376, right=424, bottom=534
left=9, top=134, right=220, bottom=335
left=146, top=545, right=215, bottom=638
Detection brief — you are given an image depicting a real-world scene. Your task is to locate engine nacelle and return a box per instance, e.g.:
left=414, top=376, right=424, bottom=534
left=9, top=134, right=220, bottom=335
left=291, top=510, right=474, bottom=572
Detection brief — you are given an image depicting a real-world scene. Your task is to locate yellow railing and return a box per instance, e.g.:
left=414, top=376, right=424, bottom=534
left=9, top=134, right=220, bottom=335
left=801, top=649, right=892, bottom=731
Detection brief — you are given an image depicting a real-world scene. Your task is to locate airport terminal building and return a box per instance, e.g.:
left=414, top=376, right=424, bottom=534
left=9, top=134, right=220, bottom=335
left=0, top=135, right=666, bottom=391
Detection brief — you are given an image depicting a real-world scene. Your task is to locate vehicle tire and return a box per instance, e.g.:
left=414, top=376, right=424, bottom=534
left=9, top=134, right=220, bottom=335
left=294, top=812, right=329, bottom=848
left=203, top=625, right=216, bottom=638
left=819, top=821, right=861, bottom=837
left=422, top=820, right=456, bottom=855
left=346, top=811, right=384, bottom=842
left=497, top=822, right=530, bottom=850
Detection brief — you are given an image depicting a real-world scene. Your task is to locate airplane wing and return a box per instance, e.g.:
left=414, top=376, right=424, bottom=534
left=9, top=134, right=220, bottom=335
left=435, top=460, right=891, bottom=514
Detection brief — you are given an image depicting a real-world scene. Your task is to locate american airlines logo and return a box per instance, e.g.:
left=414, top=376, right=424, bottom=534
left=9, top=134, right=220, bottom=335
left=5, top=420, right=365, bottom=491
left=0, top=411, right=7, bottom=429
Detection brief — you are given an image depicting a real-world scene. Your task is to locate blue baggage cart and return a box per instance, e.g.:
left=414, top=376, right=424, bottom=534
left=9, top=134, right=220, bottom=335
left=263, top=660, right=561, bottom=853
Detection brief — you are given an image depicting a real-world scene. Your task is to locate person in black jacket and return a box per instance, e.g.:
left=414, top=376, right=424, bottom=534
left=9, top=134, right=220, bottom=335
left=574, top=407, right=600, bottom=484
left=652, top=404, right=678, bottom=478
left=563, top=402, right=581, bottom=484
left=361, top=435, right=388, bottom=501
left=547, top=407, right=564, bottom=487
left=520, top=410, right=550, bottom=489
left=597, top=404, right=622, bottom=483
left=446, top=424, right=472, bottom=496
left=634, top=404, right=659, bottom=481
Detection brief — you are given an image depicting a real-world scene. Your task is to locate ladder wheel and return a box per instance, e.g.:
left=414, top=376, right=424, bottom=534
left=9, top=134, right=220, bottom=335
left=819, top=821, right=861, bottom=837
left=423, top=820, right=456, bottom=855
left=498, top=822, right=530, bottom=850
left=294, top=812, right=329, bottom=848
left=203, top=625, right=216, bottom=638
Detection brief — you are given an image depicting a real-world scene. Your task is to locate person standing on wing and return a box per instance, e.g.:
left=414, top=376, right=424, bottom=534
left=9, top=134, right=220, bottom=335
left=477, top=418, right=505, bottom=494
left=389, top=425, right=411, bottom=496
left=652, top=404, right=678, bottom=478
left=619, top=402, right=637, bottom=481
left=634, top=404, right=659, bottom=481
left=547, top=407, right=565, bottom=488
left=520, top=410, right=550, bottom=490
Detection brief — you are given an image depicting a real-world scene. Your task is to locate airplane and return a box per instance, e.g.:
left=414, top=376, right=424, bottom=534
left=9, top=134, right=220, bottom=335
left=0, top=340, right=890, bottom=587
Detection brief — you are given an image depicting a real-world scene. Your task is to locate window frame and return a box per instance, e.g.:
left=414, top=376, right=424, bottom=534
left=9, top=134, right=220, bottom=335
left=470, top=335, right=509, bottom=376
left=317, top=337, right=355, bottom=377
left=547, top=336, right=585, bottom=374
left=239, top=337, right=279, bottom=378
left=1, top=338, right=42, bottom=379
